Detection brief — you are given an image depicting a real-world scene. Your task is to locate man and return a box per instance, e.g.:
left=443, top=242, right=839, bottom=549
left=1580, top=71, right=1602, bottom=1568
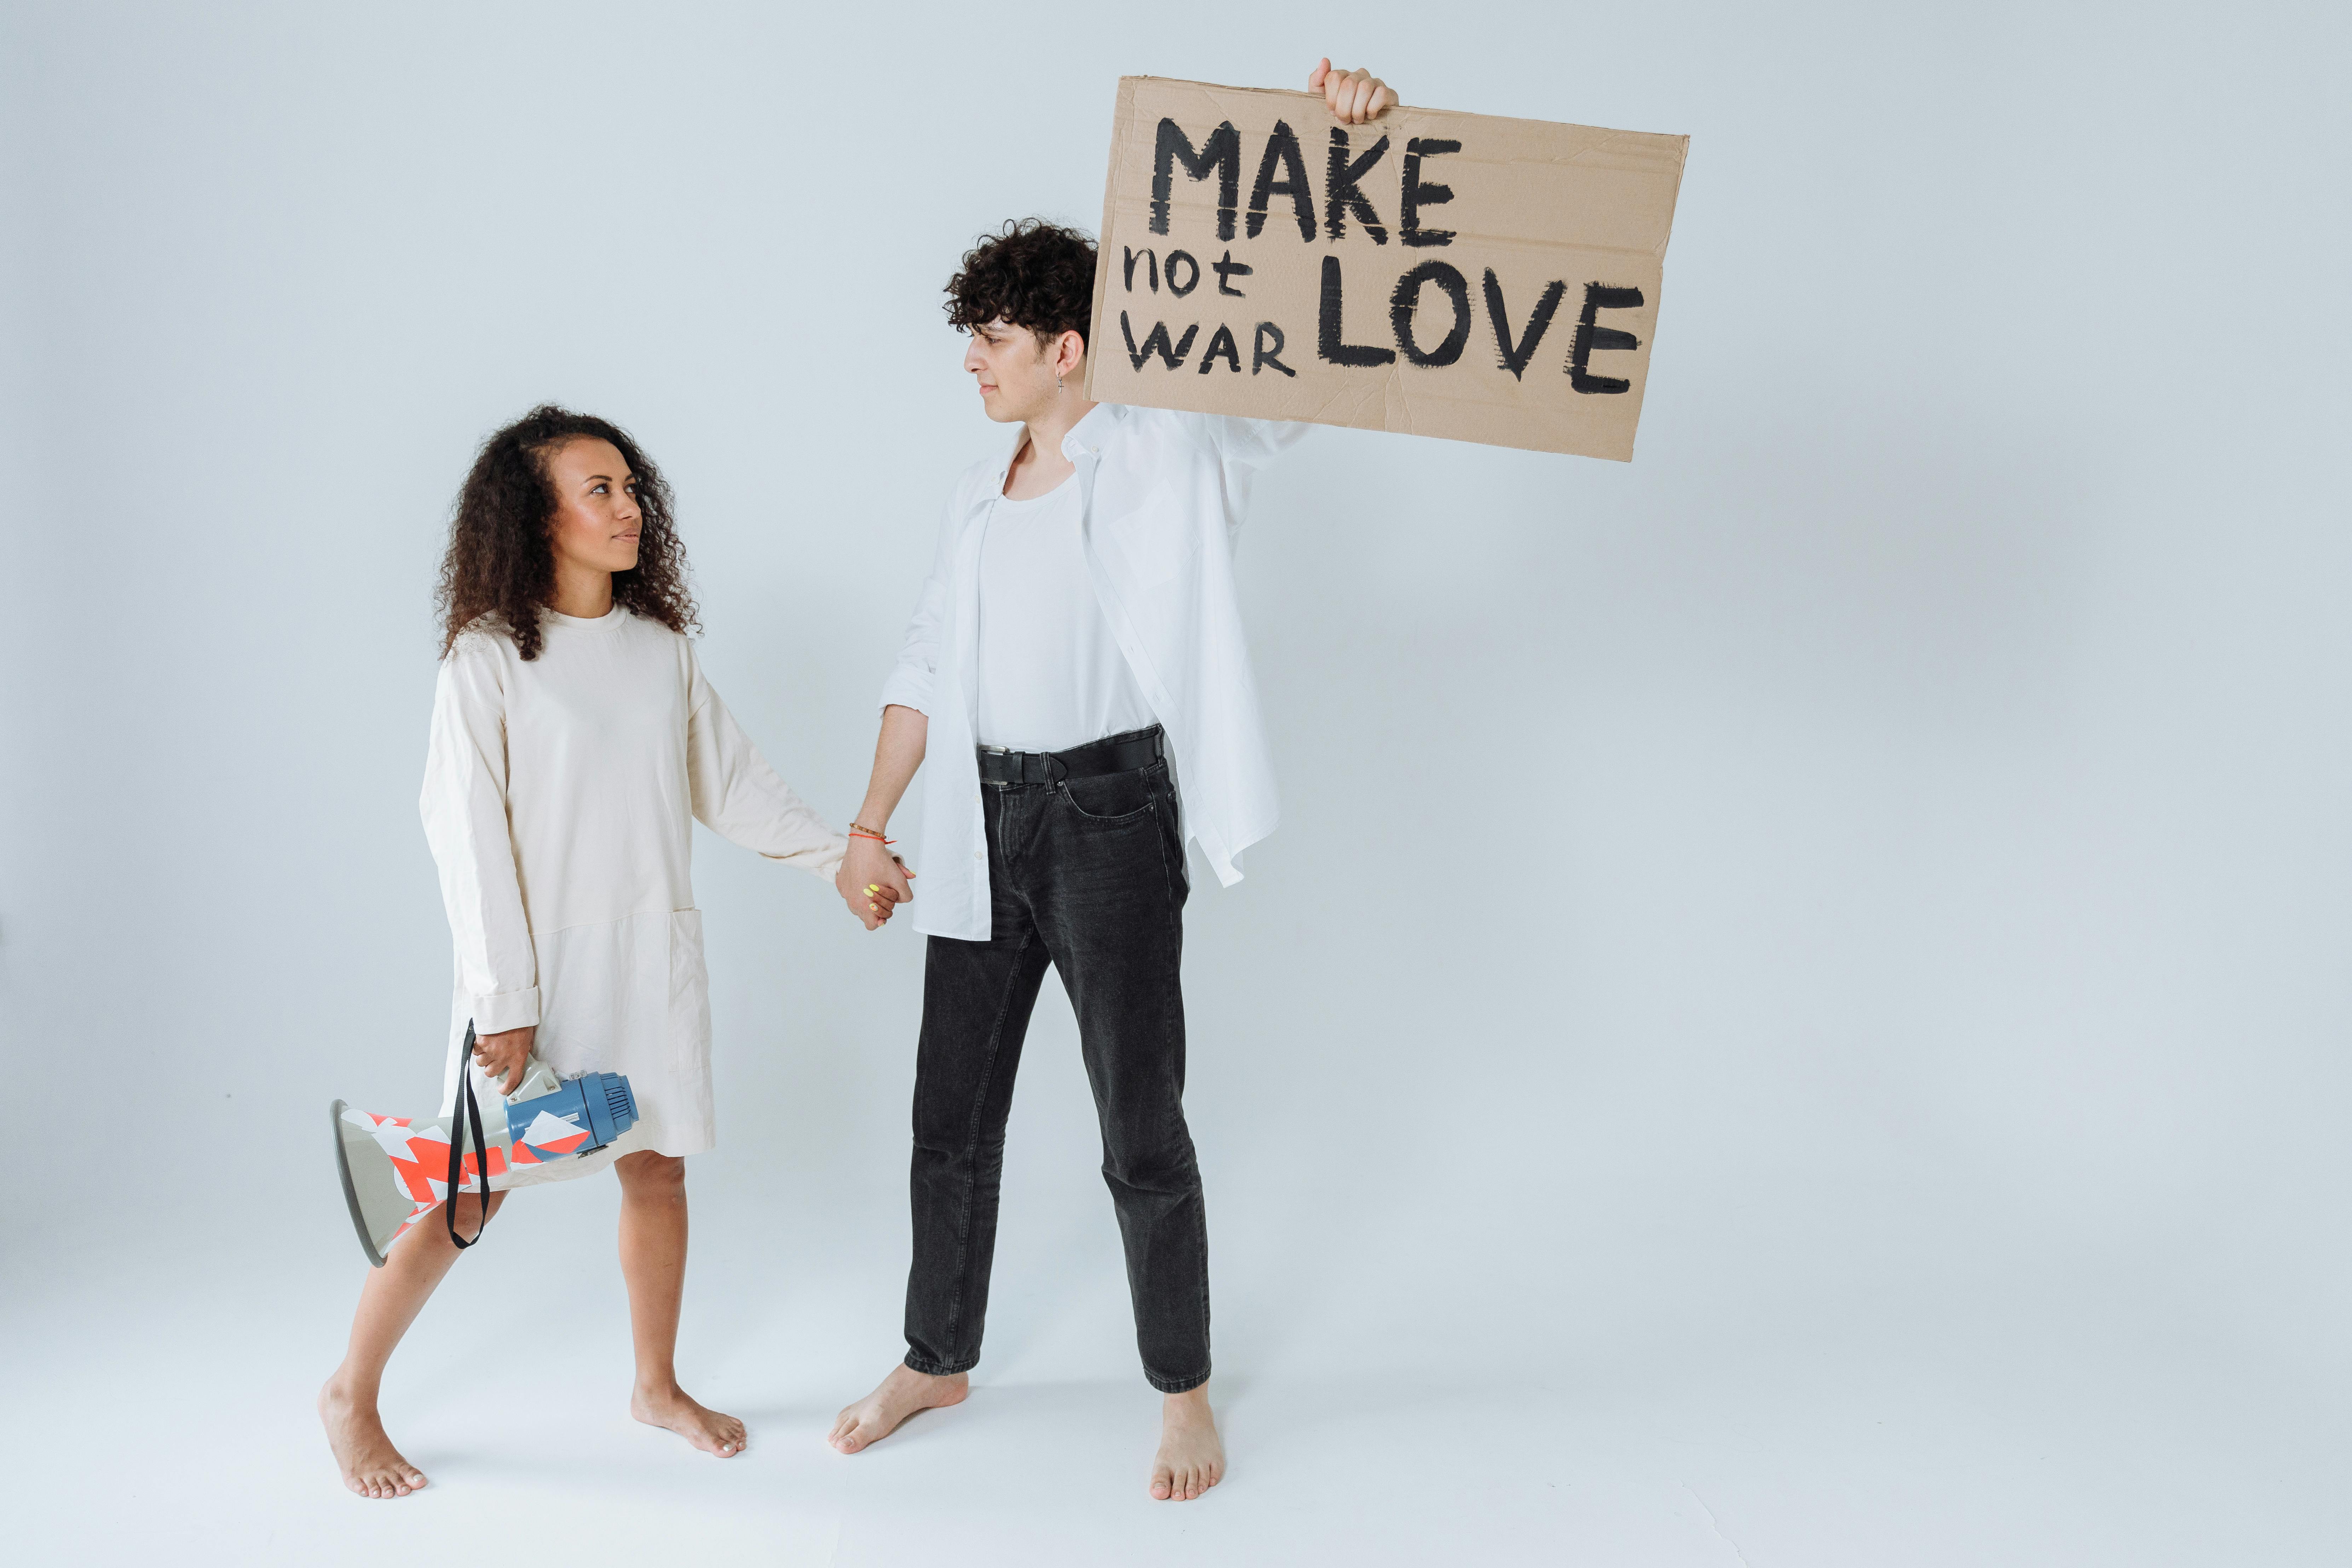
left=826, top=59, right=1399, bottom=1502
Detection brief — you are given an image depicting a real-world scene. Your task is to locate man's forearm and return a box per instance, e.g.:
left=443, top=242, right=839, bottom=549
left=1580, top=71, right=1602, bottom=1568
left=853, top=704, right=928, bottom=831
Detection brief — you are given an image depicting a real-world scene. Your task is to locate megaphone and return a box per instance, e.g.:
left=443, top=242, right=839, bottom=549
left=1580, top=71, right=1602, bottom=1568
left=331, top=1049, right=639, bottom=1267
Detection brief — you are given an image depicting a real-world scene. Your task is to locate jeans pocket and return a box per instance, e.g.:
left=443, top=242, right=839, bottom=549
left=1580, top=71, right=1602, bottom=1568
left=1060, top=768, right=1156, bottom=823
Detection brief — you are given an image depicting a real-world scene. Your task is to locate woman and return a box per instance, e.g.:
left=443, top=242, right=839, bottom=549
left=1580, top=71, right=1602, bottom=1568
left=319, top=405, right=847, bottom=1498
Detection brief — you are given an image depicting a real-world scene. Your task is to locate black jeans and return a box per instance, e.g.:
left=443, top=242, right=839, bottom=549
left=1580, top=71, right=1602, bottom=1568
left=902, top=735, right=1208, bottom=1393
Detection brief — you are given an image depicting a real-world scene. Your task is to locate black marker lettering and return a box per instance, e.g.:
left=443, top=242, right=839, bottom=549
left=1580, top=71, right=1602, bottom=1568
left=1152, top=118, right=1241, bottom=241
left=1389, top=260, right=1472, bottom=367
left=1253, top=322, right=1296, bottom=377
left=1482, top=270, right=1566, bottom=380
left=1165, top=250, right=1200, bottom=298
left=1119, top=310, right=1200, bottom=371
left=1199, top=323, right=1242, bottom=373
left=1324, top=128, right=1391, bottom=244
left=1246, top=120, right=1316, bottom=241
left=1212, top=249, right=1252, bottom=296
left=1318, top=256, right=1397, bottom=367
left=1400, top=138, right=1460, bottom=247
left=1568, top=283, right=1644, bottom=393
left=1123, top=247, right=1158, bottom=293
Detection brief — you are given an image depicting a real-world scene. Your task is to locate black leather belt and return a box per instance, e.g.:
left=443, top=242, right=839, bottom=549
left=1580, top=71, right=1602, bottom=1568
left=978, top=726, right=1164, bottom=786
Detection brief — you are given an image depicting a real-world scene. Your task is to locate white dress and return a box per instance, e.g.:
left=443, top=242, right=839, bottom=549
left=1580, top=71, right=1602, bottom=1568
left=420, top=605, right=845, bottom=1186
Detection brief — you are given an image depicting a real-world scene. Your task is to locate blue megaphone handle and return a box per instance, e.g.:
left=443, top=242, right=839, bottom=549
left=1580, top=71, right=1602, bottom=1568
left=504, top=1071, right=639, bottom=1152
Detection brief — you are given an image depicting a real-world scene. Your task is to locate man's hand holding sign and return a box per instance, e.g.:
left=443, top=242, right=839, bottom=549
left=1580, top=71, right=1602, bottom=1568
left=1088, top=65, right=1687, bottom=458
left=1308, top=57, right=1397, bottom=125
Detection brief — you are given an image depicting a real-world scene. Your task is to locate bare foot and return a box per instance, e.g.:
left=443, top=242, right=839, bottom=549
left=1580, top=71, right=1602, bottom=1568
left=319, top=1377, right=428, bottom=1500
left=632, top=1382, right=746, bottom=1457
left=1150, top=1386, right=1223, bottom=1501
left=828, top=1363, right=969, bottom=1453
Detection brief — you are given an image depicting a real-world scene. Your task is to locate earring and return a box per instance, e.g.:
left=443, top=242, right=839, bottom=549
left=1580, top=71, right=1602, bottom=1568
left=1057, top=374, right=1065, bottom=390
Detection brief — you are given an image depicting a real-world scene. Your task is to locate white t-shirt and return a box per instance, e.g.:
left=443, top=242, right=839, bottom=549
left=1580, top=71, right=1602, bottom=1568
left=972, top=475, right=1155, bottom=753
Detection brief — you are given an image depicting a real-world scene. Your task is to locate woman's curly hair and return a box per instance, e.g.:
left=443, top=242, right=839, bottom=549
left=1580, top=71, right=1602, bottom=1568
left=945, top=219, right=1097, bottom=350
left=435, top=405, right=698, bottom=663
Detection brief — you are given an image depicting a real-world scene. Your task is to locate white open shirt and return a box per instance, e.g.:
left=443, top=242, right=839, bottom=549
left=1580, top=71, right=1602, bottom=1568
left=881, top=402, right=1309, bottom=940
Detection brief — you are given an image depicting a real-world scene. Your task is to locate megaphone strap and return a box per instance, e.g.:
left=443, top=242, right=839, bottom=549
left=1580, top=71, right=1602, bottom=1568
left=446, top=1022, right=494, bottom=1250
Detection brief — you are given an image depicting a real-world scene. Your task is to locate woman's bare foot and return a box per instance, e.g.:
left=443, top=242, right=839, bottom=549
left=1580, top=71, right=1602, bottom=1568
left=1150, top=1386, right=1223, bottom=1501
left=319, top=1376, right=428, bottom=1499
left=631, top=1381, right=746, bottom=1457
left=828, top=1364, right=969, bottom=1453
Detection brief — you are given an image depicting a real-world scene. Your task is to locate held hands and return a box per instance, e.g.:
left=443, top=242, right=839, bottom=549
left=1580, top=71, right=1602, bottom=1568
left=836, top=834, right=915, bottom=931
left=471, top=1025, right=534, bottom=1096
left=1309, top=58, right=1396, bottom=125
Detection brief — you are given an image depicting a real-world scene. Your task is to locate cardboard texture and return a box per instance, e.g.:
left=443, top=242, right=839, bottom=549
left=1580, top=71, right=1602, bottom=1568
left=1084, top=77, right=1687, bottom=461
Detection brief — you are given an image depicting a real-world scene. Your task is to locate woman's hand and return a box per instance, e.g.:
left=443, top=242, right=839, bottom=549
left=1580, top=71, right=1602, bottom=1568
left=837, top=837, right=915, bottom=930
left=1309, top=58, right=1397, bottom=125
left=471, top=1025, right=535, bottom=1096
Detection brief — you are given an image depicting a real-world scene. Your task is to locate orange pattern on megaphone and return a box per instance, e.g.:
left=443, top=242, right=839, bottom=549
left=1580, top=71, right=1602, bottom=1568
left=330, top=1057, right=639, bottom=1266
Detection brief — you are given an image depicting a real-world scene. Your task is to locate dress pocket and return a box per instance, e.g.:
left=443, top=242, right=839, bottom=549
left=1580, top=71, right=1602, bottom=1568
left=666, top=908, right=712, bottom=1072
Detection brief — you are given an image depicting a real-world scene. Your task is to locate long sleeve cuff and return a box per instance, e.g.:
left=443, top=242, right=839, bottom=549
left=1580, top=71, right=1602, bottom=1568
left=878, top=667, right=933, bottom=717
left=469, top=985, right=541, bottom=1033
left=769, top=833, right=849, bottom=880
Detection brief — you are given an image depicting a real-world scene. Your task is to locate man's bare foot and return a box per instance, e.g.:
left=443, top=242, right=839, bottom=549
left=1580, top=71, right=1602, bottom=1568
left=319, top=1376, right=428, bottom=1499
left=1150, top=1385, right=1224, bottom=1501
left=631, top=1381, right=746, bottom=1457
left=828, top=1363, right=969, bottom=1453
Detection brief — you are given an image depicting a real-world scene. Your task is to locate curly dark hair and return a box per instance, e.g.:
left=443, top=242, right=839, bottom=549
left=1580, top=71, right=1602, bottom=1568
left=435, top=405, right=698, bottom=663
left=945, top=219, right=1097, bottom=351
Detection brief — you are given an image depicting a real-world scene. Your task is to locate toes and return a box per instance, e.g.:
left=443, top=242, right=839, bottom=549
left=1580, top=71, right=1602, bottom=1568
left=1150, top=1468, right=1174, bottom=1500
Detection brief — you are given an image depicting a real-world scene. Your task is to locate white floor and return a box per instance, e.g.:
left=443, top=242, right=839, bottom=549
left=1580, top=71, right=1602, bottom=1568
left=8, top=1157, right=2343, bottom=1568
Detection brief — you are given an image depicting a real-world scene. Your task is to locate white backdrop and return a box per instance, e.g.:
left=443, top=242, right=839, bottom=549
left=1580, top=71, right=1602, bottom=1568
left=3, top=2, right=2347, bottom=1563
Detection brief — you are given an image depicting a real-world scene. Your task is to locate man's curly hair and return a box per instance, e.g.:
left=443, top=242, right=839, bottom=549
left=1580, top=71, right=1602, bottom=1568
left=945, top=219, right=1097, bottom=351
left=434, top=405, right=698, bottom=663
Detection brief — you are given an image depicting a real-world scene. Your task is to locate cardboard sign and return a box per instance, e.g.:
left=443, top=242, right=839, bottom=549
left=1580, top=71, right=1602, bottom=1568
left=1084, top=77, right=1688, bottom=461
